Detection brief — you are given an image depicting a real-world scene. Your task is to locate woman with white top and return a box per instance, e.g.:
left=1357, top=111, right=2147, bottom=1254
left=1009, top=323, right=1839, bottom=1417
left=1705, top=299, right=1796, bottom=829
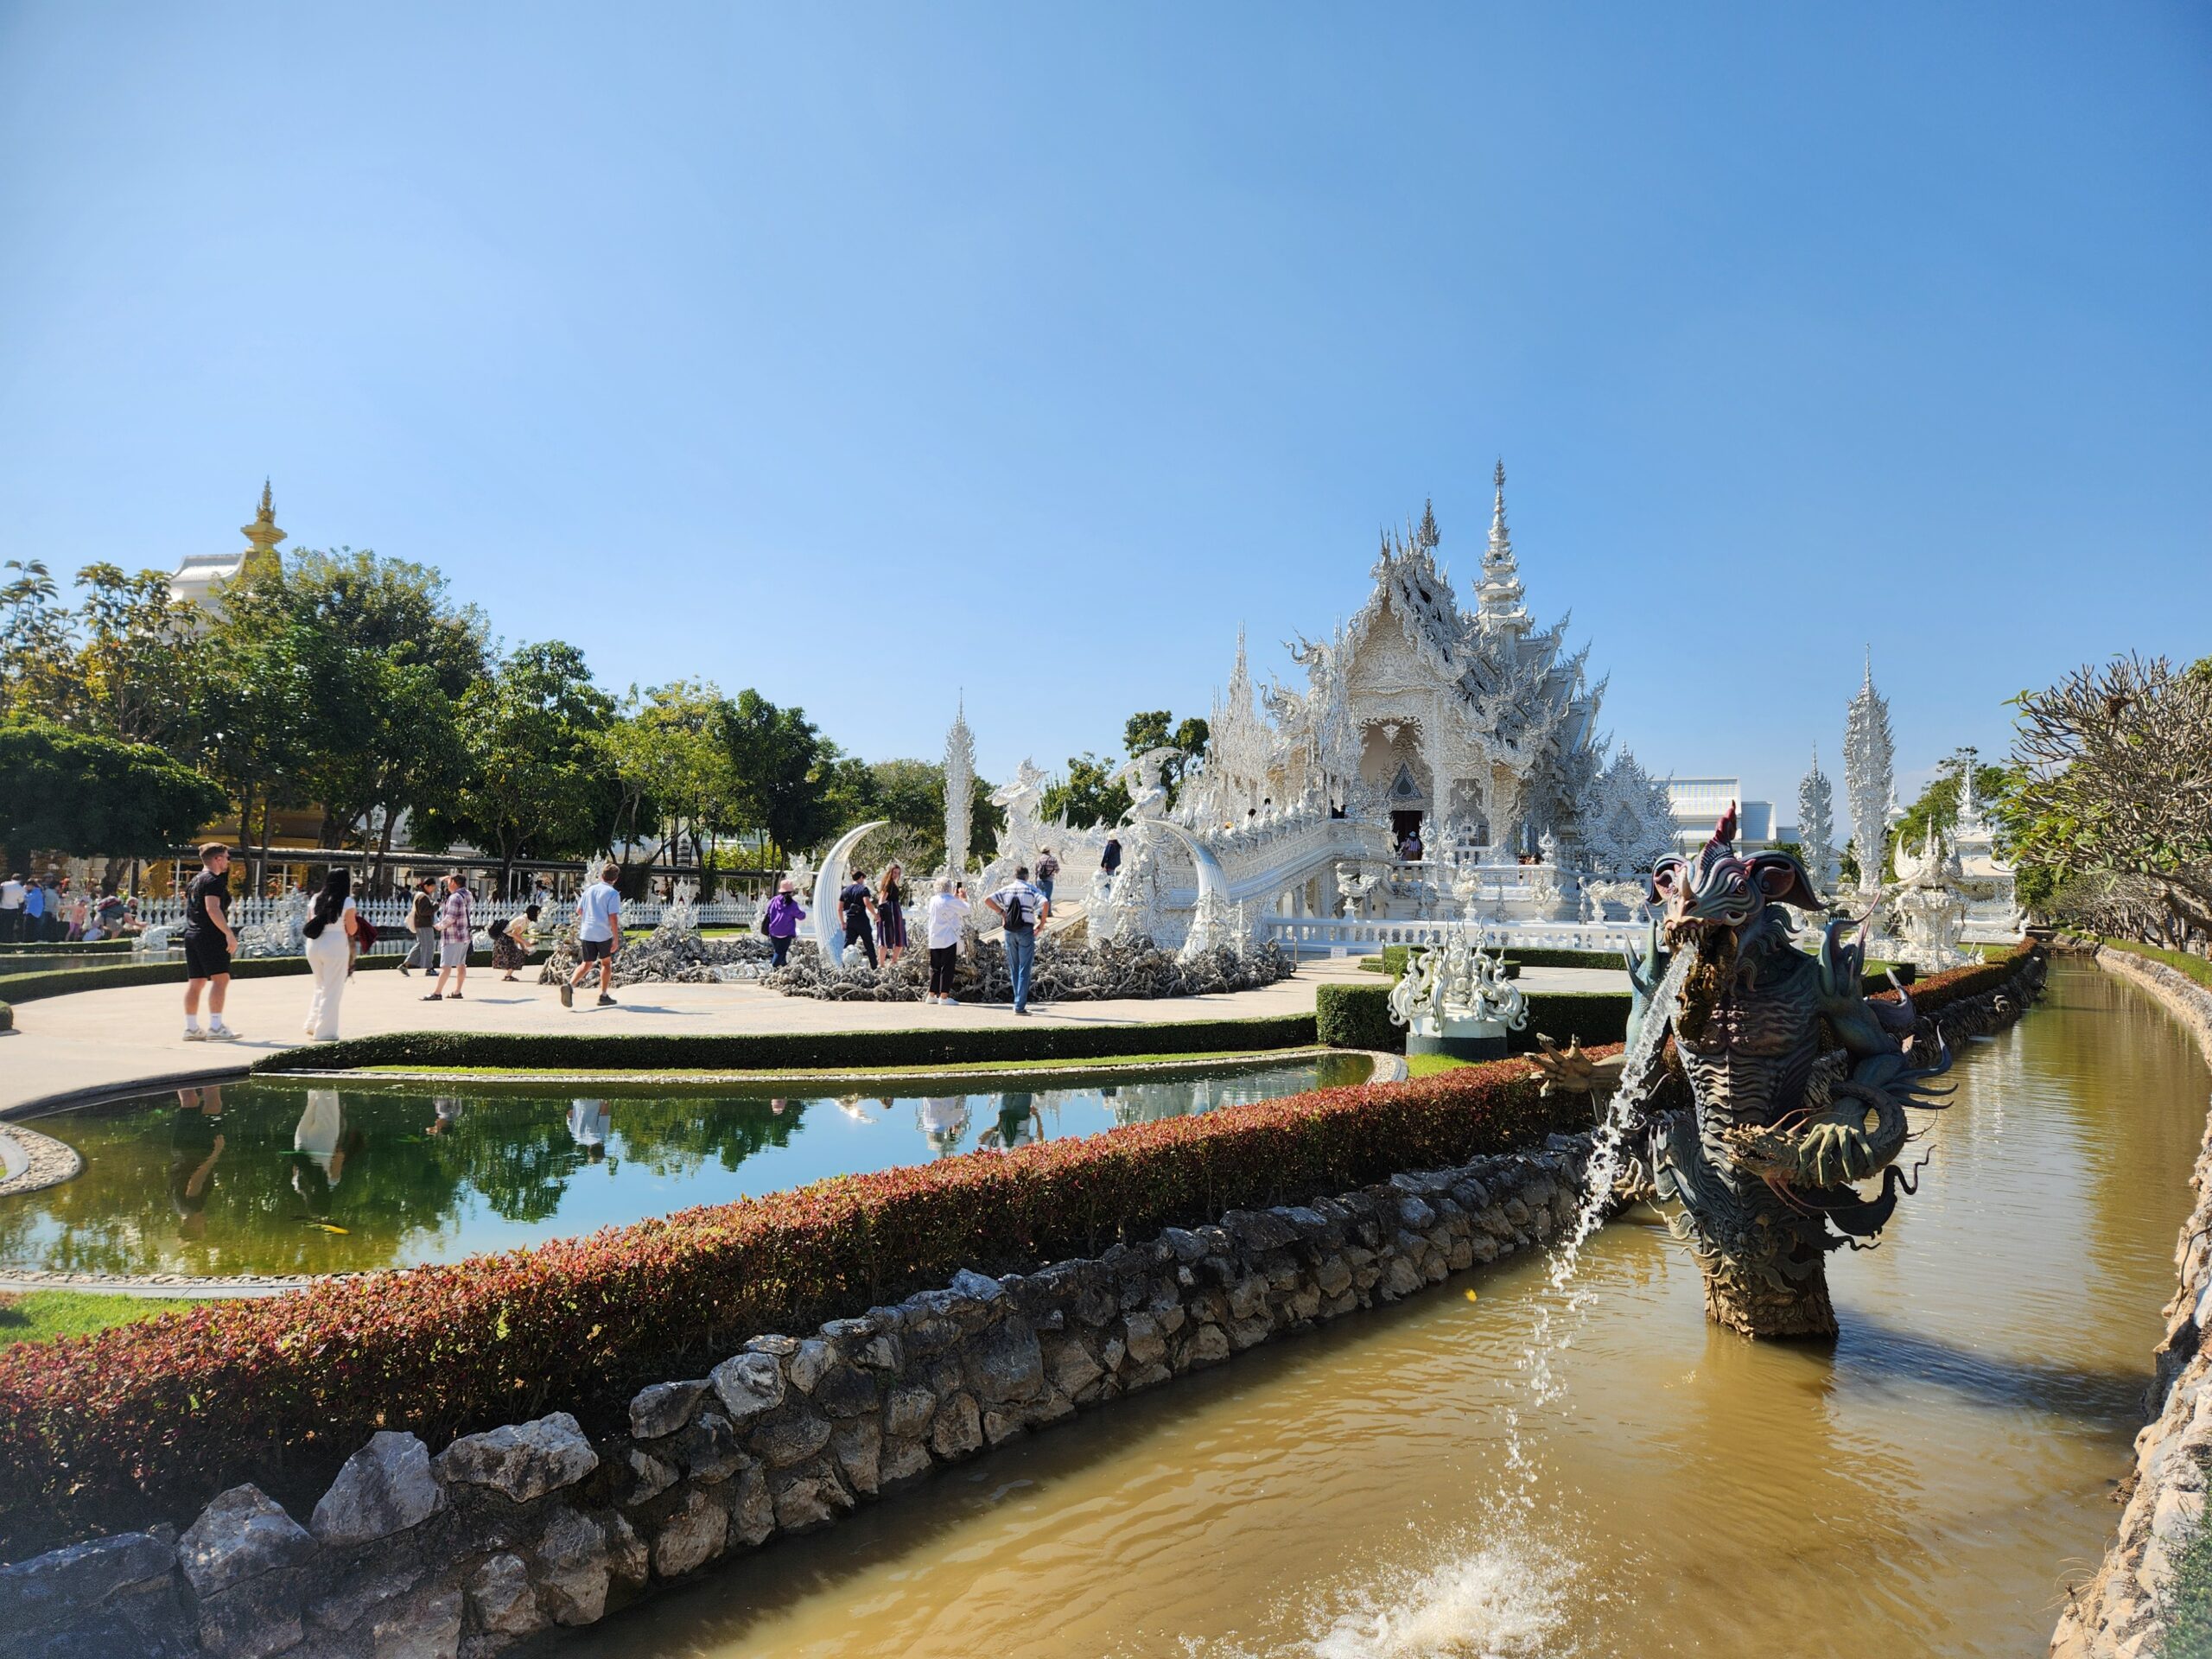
left=925, top=876, right=971, bottom=1006
left=300, top=869, right=360, bottom=1042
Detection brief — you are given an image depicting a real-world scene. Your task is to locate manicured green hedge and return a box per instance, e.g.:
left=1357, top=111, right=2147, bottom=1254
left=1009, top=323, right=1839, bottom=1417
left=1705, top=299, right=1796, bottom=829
left=1317, top=982, right=1402, bottom=1051
left=1318, top=982, right=1634, bottom=1054
left=254, top=1014, right=1322, bottom=1076
left=0, top=1046, right=1599, bottom=1554
left=2103, top=938, right=2212, bottom=991
left=0, top=948, right=540, bottom=1007
left=0, top=938, right=135, bottom=956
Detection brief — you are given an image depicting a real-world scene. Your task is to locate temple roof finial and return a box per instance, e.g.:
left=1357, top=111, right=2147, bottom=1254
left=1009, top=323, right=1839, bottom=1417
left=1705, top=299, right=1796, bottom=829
left=239, top=479, right=286, bottom=575
left=1475, top=455, right=1527, bottom=635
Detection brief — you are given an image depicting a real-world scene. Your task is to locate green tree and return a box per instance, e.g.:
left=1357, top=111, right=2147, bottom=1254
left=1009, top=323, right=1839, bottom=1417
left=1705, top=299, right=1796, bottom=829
left=604, top=681, right=742, bottom=895
left=194, top=621, right=345, bottom=887
left=719, top=690, right=841, bottom=861
left=418, top=641, right=619, bottom=890
left=1039, top=753, right=1132, bottom=830
left=1890, top=755, right=2014, bottom=870
left=1122, top=710, right=1211, bottom=805
left=0, top=721, right=229, bottom=874
left=69, top=564, right=207, bottom=751
left=0, top=561, right=79, bottom=726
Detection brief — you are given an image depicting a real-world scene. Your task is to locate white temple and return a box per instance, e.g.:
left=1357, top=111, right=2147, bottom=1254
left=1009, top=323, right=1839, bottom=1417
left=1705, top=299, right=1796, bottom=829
left=958, top=462, right=1683, bottom=956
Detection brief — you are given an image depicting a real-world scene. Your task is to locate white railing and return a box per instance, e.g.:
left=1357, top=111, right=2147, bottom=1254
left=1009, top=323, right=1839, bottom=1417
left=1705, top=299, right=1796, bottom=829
left=128, top=893, right=759, bottom=940
left=1264, top=915, right=1642, bottom=959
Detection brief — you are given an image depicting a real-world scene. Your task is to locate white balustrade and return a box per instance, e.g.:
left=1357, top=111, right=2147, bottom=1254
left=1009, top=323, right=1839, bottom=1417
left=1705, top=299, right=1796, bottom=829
left=1264, top=914, right=1642, bottom=959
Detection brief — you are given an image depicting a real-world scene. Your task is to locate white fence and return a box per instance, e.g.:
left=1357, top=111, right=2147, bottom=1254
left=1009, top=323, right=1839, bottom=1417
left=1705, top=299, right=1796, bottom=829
left=1263, top=915, right=1643, bottom=959
left=129, top=894, right=759, bottom=953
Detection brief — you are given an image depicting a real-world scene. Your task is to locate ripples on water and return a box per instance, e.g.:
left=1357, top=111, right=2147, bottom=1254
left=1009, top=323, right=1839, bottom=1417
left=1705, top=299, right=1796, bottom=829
left=576, top=963, right=2209, bottom=1658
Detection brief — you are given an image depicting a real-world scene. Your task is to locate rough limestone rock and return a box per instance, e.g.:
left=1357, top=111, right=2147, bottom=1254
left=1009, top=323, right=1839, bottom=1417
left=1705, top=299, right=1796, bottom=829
left=627, top=1378, right=709, bottom=1440
left=368, top=1584, right=464, bottom=1659
left=608, top=1515, right=651, bottom=1590
left=749, top=1412, right=833, bottom=1468
left=532, top=1504, right=611, bottom=1625
left=304, top=1552, right=428, bottom=1643
left=652, top=1491, right=728, bottom=1580
left=764, top=929, right=1294, bottom=1004
left=311, top=1431, right=446, bottom=1546
left=435, top=1412, right=599, bottom=1503
left=930, top=1392, right=984, bottom=1459
left=830, top=1419, right=883, bottom=1497
left=0, top=1530, right=177, bottom=1628
left=884, top=1385, right=938, bottom=1440
left=963, top=1319, right=1046, bottom=1405
left=177, top=1485, right=315, bottom=1600
left=467, top=1554, right=546, bottom=1638
left=709, top=1351, right=787, bottom=1425
left=730, top=1468, right=777, bottom=1548
left=669, top=1410, right=747, bottom=1482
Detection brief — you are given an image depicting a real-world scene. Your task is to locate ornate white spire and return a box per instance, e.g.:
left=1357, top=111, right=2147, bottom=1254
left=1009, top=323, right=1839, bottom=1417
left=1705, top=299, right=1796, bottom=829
left=1843, top=650, right=1894, bottom=894
left=1475, top=458, right=1529, bottom=635
left=1797, top=742, right=1838, bottom=894
left=943, top=695, right=976, bottom=878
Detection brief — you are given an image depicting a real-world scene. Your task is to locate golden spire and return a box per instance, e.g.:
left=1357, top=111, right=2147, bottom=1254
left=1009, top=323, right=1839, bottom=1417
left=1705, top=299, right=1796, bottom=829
left=240, top=479, right=286, bottom=574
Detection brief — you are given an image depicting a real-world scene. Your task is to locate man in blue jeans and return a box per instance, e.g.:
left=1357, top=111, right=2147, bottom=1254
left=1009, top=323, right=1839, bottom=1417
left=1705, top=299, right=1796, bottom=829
left=985, top=864, right=1052, bottom=1015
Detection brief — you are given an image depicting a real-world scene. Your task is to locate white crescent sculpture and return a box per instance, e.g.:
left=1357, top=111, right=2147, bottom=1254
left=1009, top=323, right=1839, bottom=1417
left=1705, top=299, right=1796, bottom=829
left=814, top=820, right=889, bottom=966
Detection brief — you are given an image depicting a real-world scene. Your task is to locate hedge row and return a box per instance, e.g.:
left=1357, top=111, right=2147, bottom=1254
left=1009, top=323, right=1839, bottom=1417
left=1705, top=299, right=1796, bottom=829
left=2102, top=938, right=2212, bottom=992
left=0, top=938, right=135, bottom=956
left=1316, top=944, right=2037, bottom=1058
left=1361, top=944, right=1634, bottom=978
left=255, top=1013, right=1322, bottom=1077
left=0, top=948, right=540, bottom=1007
left=1317, top=982, right=1633, bottom=1055
left=0, top=1047, right=1598, bottom=1554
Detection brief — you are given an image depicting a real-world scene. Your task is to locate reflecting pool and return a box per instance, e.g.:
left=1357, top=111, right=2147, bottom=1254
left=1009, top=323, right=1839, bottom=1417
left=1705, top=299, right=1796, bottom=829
left=0, top=1054, right=1370, bottom=1278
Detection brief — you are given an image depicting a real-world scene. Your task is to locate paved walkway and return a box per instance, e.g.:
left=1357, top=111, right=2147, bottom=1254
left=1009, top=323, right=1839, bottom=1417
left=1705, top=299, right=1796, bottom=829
left=0, top=959, right=1624, bottom=1119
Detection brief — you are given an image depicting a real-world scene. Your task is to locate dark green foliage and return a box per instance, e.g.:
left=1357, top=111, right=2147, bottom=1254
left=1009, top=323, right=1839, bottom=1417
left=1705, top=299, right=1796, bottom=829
left=0, top=949, right=539, bottom=1007
left=255, top=1014, right=1320, bottom=1077
left=1317, top=983, right=1402, bottom=1052
left=0, top=721, right=228, bottom=868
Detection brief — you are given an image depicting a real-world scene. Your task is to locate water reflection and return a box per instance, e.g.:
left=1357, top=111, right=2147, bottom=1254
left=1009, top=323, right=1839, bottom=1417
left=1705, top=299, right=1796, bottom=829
left=0, top=1055, right=1367, bottom=1278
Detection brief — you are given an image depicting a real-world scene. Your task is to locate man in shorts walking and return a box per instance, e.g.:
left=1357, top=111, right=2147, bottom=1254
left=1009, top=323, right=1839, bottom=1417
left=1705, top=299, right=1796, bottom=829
left=425, top=873, right=473, bottom=1001
left=181, top=843, right=242, bottom=1041
left=562, top=861, right=623, bottom=1008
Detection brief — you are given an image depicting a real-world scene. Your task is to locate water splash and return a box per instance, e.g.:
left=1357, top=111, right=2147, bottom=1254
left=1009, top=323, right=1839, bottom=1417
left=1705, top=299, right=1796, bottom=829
left=1304, top=1538, right=1574, bottom=1659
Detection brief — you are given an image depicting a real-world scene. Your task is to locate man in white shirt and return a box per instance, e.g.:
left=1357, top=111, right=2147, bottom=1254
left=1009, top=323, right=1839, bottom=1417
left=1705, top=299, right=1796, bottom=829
left=568, top=1098, right=611, bottom=1163
left=562, top=862, right=624, bottom=1009
left=924, top=876, right=971, bottom=1006
left=0, top=874, right=23, bottom=944
left=985, top=865, right=1051, bottom=1016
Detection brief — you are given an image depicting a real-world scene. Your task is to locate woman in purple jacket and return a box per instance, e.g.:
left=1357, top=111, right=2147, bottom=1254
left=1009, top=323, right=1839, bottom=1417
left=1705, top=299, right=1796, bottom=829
left=760, top=879, right=806, bottom=968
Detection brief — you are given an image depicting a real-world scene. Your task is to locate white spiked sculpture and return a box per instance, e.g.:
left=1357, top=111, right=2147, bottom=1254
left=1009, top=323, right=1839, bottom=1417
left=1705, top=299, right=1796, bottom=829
left=1796, top=743, right=1839, bottom=896
left=1844, top=651, right=1894, bottom=895
left=944, top=696, right=976, bottom=879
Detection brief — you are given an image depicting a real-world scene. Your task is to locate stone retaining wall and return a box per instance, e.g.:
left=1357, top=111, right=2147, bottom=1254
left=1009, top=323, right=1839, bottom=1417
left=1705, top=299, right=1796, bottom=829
left=2052, top=946, right=2212, bottom=1658
left=0, top=1132, right=1593, bottom=1659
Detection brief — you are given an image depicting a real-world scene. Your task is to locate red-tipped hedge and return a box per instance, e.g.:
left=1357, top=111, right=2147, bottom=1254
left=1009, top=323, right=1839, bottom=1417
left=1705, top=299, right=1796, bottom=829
left=1872, top=942, right=2040, bottom=1016
left=0, top=1051, right=1599, bottom=1557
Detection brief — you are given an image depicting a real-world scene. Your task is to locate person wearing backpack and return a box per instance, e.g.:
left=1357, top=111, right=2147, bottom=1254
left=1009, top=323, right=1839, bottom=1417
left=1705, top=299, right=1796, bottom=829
left=1034, top=849, right=1059, bottom=905
left=985, top=864, right=1051, bottom=1015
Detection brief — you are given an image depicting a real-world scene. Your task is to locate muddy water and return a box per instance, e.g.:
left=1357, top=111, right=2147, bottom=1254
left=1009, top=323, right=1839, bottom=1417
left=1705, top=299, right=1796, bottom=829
left=574, top=962, right=2209, bottom=1658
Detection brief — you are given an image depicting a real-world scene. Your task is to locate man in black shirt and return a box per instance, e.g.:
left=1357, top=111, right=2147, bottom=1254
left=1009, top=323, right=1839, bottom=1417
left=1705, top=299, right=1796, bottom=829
left=840, top=869, right=878, bottom=969
left=181, top=842, right=242, bottom=1042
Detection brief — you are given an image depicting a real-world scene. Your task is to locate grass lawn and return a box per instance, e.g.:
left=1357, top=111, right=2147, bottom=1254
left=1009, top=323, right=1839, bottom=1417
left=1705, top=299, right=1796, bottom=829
left=353, top=1046, right=1330, bottom=1084
left=1406, top=1053, right=1473, bottom=1078
left=0, top=1289, right=208, bottom=1349
left=696, top=926, right=755, bottom=938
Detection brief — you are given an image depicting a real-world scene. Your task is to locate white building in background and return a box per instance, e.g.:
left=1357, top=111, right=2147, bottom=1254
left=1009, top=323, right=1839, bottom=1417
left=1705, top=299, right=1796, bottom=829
left=169, top=481, right=285, bottom=615
left=1666, top=778, right=1778, bottom=851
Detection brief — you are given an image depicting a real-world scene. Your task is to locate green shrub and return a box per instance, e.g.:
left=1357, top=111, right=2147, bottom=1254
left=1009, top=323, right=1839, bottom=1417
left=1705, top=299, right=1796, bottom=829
left=0, top=949, right=543, bottom=1007
left=255, top=1014, right=1320, bottom=1077
left=1518, top=991, right=1634, bottom=1050
left=0, top=1046, right=1600, bottom=1554
left=0, top=938, right=135, bottom=956
left=1317, top=982, right=1401, bottom=1051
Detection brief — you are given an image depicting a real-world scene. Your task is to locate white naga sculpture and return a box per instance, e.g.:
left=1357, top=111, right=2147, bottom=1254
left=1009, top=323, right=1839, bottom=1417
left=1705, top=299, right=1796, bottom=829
left=1387, top=929, right=1530, bottom=1059
left=1844, top=652, right=1895, bottom=896
left=1886, top=820, right=1974, bottom=970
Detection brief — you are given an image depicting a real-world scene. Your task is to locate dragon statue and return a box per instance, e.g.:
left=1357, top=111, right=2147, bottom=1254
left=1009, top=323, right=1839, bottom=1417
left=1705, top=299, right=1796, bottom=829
left=1599, top=807, right=1952, bottom=1339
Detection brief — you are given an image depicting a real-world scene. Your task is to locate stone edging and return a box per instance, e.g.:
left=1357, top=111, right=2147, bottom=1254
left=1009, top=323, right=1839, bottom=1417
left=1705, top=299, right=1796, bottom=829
left=2051, top=947, right=2212, bottom=1658
left=0, top=1130, right=1594, bottom=1658
left=0, top=1053, right=1406, bottom=1298
left=0, top=1122, right=84, bottom=1199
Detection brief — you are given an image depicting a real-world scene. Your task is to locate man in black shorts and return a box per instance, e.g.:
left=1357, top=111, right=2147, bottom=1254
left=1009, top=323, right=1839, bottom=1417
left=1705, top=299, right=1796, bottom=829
left=182, top=842, right=242, bottom=1041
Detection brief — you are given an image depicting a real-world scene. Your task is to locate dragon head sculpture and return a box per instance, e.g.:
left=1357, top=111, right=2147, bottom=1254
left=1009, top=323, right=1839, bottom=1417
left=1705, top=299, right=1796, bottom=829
left=1648, top=804, right=1821, bottom=959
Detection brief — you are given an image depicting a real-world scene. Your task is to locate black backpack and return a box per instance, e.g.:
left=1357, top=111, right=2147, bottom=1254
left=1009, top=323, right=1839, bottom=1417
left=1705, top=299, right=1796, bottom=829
left=1001, top=888, right=1027, bottom=930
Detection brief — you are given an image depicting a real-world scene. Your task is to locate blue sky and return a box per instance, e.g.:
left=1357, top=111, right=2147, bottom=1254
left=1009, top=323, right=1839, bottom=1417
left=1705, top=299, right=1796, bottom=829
left=3, top=4, right=2206, bottom=812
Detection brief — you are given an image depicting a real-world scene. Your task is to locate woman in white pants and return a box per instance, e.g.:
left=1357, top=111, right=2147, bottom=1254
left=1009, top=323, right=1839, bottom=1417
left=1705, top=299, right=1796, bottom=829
left=301, top=870, right=360, bottom=1042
